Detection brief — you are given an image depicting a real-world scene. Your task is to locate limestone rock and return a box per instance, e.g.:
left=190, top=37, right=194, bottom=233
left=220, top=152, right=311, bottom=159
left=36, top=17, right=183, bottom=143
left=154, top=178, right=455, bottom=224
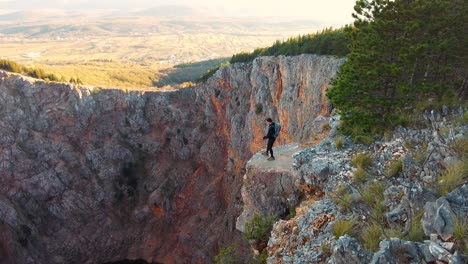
left=428, top=241, right=451, bottom=262
left=422, top=185, right=467, bottom=241
left=329, top=235, right=371, bottom=264
left=371, top=238, right=427, bottom=264
left=445, top=184, right=468, bottom=216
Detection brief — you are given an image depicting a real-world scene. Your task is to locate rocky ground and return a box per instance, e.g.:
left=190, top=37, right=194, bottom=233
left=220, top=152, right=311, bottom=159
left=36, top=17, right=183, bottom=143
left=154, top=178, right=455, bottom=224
left=238, top=109, right=467, bottom=263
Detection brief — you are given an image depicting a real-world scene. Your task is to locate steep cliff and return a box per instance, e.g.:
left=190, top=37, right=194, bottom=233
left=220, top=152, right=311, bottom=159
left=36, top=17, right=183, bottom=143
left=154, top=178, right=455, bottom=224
left=0, top=54, right=343, bottom=264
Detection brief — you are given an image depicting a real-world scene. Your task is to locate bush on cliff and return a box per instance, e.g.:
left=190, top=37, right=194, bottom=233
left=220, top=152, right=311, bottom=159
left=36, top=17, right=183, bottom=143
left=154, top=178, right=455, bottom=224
left=243, top=214, right=277, bottom=245
left=214, top=244, right=238, bottom=264
left=327, top=0, right=467, bottom=138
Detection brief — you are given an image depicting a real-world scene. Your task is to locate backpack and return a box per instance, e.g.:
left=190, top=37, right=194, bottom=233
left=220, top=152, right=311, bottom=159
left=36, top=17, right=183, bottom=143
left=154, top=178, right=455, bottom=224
left=274, top=123, right=281, bottom=138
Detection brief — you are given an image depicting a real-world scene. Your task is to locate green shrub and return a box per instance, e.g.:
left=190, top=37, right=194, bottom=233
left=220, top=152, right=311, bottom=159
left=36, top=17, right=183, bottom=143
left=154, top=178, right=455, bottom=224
left=243, top=214, right=277, bottom=244
left=214, top=244, right=238, bottom=264
left=351, top=152, right=373, bottom=169
left=334, top=136, right=345, bottom=149
left=255, top=103, right=263, bottom=114
left=436, top=160, right=468, bottom=196
left=385, top=159, right=403, bottom=178
left=353, top=167, right=369, bottom=184
left=287, top=207, right=296, bottom=220
left=332, top=218, right=358, bottom=239
left=360, top=223, right=382, bottom=252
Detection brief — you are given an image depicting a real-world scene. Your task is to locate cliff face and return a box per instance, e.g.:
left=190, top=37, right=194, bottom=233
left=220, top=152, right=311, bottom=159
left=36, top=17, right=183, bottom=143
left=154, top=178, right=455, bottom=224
left=0, top=55, right=343, bottom=264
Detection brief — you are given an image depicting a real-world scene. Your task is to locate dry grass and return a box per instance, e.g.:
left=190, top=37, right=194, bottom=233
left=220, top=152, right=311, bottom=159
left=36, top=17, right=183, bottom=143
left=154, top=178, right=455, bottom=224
left=351, top=152, right=373, bottom=169
left=353, top=167, right=369, bottom=184
left=404, top=213, right=425, bottom=242
left=334, top=136, right=345, bottom=150
left=450, top=137, right=468, bottom=158
left=454, top=216, right=468, bottom=254
left=436, top=160, right=468, bottom=196
left=360, top=223, right=382, bottom=252
left=385, top=158, right=403, bottom=178
left=332, top=219, right=358, bottom=239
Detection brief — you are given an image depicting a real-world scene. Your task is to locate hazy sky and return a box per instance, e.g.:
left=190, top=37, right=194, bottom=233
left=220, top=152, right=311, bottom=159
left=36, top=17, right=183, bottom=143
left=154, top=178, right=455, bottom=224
left=0, top=0, right=356, bottom=25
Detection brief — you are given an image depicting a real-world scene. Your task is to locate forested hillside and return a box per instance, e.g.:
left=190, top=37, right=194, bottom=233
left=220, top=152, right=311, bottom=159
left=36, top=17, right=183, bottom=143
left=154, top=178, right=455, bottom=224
left=230, top=28, right=349, bottom=63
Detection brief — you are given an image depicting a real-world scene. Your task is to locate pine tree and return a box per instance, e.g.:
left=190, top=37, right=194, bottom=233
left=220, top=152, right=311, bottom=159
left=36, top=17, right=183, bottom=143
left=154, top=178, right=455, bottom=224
left=327, top=0, right=467, bottom=137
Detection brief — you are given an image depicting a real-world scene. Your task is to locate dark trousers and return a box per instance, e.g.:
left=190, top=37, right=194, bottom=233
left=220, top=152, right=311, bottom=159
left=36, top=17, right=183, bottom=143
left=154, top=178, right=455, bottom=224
left=266, top=138, right=276, bottom=158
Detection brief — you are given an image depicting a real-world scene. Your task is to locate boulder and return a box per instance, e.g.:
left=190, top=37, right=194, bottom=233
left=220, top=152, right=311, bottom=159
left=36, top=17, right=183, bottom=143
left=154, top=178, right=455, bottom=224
left=329, top=235, right=371, bottom=264
left=371, top=238, right=426, bottom=264
left=422, top=185, right=468, bottom=241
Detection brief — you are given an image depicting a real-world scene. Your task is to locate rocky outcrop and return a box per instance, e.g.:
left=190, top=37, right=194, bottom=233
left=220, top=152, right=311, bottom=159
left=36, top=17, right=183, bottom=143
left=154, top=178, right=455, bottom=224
left=235, top=144, right=301, bottom=233
left=0, top=54, right=344, bottom=263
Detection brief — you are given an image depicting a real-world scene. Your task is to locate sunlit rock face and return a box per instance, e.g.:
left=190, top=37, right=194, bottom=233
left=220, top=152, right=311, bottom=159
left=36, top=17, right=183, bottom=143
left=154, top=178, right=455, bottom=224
left=0, top=54, right=343, bottom=264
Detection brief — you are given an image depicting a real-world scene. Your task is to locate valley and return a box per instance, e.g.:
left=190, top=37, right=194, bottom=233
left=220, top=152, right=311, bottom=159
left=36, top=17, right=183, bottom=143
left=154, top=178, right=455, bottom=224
left=0, top=15, right=322, bottom=89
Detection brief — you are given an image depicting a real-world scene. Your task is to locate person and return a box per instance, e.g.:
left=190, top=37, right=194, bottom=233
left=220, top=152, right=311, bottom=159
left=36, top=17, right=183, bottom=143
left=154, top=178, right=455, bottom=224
left=262, top=118, right=276, bottom=161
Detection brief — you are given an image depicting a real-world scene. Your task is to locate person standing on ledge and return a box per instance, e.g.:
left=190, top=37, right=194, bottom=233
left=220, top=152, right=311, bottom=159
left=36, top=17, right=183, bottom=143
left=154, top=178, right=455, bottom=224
left=262, top=118, right=276, bottom=161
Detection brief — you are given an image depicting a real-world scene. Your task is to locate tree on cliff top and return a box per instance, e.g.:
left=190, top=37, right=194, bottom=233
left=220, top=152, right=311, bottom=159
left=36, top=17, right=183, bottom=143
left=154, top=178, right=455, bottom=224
left=327, top=0, right=467, bottom=137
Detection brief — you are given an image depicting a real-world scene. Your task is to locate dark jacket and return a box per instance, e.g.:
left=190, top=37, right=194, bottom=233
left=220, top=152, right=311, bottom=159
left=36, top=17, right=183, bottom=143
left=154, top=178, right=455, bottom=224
left=263, top=122, right=276, bottom=140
